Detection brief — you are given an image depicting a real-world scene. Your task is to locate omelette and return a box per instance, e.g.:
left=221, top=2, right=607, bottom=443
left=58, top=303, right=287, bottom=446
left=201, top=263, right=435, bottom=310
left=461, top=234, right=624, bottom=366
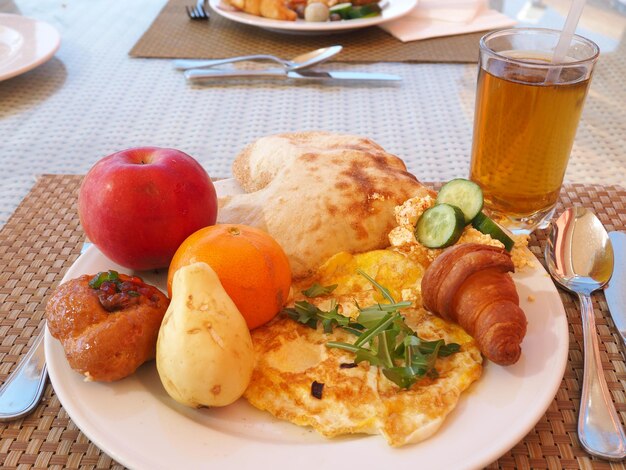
left=244, top=249, right=483, bottom=447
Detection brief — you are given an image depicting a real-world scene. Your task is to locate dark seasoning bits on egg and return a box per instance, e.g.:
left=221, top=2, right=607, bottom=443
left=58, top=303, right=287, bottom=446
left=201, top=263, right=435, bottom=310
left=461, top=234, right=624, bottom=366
left=340, top=362, right=357, bottom=369
left=311, top=381, right=324, bottom=399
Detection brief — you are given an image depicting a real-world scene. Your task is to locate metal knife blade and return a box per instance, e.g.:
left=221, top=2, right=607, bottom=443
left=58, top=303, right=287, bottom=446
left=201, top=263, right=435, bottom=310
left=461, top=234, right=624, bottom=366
left=606, top=231, right=626, bottom=354
left=184, top=68, right=402, bottom=82
left=287, top=70, right=402, bottom=81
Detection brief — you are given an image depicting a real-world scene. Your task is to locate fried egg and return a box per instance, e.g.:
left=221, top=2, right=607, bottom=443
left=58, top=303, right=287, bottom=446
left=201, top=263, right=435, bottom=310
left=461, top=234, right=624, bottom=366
left=244, top=249, right=482, bottom=447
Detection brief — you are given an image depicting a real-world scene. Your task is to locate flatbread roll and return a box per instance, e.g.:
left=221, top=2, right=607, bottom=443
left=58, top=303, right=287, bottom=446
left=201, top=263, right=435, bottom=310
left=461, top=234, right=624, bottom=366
left=218, top=132, right=433, bottom=279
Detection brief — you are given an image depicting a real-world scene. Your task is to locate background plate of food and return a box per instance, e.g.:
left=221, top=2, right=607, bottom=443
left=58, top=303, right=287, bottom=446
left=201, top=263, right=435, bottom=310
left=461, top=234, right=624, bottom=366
left=209, top=0, right=418, bottom=34
left=45, top=175, right=569, bottom=470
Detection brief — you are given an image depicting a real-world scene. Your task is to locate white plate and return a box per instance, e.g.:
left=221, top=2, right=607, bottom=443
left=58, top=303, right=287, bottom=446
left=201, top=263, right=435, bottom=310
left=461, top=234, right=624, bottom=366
left=45, top=179, right=568, bottom=470
left=209, top=0, right=417, bottom=34
left=0, top=13, right=60, bottom=81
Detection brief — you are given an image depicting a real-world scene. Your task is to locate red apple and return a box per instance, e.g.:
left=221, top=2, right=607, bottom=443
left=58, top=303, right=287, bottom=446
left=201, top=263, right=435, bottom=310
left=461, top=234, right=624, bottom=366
left=78, top=147, right=218, bottom=270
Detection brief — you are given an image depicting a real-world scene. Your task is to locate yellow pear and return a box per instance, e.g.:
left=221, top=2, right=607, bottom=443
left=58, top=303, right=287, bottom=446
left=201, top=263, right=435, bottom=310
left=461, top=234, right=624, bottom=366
left=156, top=262, right=255, bottom=407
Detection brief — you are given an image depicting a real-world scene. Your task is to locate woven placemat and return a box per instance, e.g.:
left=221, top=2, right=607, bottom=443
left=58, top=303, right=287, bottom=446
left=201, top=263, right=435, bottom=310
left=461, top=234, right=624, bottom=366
left=1, top=175, right=625, bottom=469
left=129, top=0, right=483, bottom=63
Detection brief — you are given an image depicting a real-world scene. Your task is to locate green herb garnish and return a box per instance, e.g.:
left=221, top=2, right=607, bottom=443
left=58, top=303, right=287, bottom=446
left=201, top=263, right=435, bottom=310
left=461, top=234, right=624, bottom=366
left=88, top=270, right=120, bottom=289
left=302, top=283, right=338, bottom=298
left=283, top=299, right=350, bottom=333
left=285, top=270, right=460, bottom=389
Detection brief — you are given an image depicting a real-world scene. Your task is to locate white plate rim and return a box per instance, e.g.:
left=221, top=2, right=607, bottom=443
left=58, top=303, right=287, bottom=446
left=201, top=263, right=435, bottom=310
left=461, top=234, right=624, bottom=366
left=0, top=13, right=60, bottom=81
left=45, top=178, right=569, bottom=470
left=208, top=0, right=418, bottom=34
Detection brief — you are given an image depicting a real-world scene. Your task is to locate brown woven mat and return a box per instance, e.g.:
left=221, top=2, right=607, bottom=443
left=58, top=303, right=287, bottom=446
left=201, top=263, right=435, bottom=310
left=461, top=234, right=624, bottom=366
left=129, top=0, right=483, bottom=63
left=1, top=175, right=626, bottom=469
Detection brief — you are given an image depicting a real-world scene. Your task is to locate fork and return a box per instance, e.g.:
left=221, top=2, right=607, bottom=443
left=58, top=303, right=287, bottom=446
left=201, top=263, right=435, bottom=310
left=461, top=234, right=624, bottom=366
left=186, top=0, right=210, bottom=20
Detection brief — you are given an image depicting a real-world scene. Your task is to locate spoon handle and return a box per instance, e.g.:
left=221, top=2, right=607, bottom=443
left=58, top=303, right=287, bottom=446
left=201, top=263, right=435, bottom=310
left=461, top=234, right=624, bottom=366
left=172, top=55, right=286, bottom=71
left=578, top=292, right=626, bottom=460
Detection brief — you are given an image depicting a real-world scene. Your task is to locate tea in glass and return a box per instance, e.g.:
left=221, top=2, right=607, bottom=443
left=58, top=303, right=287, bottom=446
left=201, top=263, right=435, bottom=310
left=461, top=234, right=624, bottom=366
left=469, top=29, right=599, bottom=233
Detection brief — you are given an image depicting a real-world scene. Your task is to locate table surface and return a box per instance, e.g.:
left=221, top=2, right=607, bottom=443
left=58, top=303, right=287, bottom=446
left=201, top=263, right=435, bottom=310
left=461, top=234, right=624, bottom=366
left=1, top=0, right=626, bottom=227
left=1, top=0, right=626, bottom=468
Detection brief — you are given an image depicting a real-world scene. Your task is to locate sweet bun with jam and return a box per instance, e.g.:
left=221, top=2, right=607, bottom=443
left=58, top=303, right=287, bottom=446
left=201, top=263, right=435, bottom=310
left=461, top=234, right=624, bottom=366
left=46, top=271, right=169, bottom=381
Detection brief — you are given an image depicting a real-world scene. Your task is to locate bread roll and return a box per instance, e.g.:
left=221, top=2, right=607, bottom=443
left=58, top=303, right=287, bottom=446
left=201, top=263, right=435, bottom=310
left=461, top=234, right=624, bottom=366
left=218, top=132, right=433, bottom=278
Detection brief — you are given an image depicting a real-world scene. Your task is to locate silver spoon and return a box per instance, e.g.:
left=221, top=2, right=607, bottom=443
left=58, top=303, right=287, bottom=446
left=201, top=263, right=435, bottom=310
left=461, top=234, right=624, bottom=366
left=546, top=206, right=626, bottom=460
left=172, top=45, right=342, bottom=71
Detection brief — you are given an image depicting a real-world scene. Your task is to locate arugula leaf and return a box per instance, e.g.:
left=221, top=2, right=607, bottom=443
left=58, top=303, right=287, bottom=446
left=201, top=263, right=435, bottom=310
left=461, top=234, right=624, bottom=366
left=282, top=300, right=319, bottom=329
left=376, top=329, right=397, bottom=369
left=355, top=348, right=385, bottom=366
left=318, top=303, right=350, bottom=333
left=341, top=325, right=365, bottom=337
left=326, top=341, right=359, bottom=353
left=356, top=269, right=394, bottom=303
left=302, top=283, right=338, bottom=298
left=435, top=342, right=461, bottom=357
left=417, top=338, right=460, bottom=357
left=383, top=366, right=420, bottom=389
left=357, top=301, right=412, bottom=328
left=354, top=312, right=395, bottom=347
left=283, top=299, right=349, bottom=333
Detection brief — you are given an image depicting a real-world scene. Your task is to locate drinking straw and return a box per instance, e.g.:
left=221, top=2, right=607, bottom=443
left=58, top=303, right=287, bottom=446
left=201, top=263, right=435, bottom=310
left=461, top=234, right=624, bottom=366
left=545, top=0, right=586, bottom=83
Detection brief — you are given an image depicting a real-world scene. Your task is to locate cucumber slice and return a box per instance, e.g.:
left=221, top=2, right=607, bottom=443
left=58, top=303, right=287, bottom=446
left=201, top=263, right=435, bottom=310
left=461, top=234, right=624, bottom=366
left=415, top=204, right=465, bottom=249
left=436, top=178, right=483, bottom=224
left=329, top=2, right=352, bottom=19
left=471, top=212, right=515, bottom=251
left=347, top=3, right=382, bottom=19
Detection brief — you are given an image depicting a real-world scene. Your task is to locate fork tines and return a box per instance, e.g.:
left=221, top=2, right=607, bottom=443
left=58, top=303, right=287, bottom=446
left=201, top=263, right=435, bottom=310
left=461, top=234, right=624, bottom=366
left=186, top=4, right=210, bottom=20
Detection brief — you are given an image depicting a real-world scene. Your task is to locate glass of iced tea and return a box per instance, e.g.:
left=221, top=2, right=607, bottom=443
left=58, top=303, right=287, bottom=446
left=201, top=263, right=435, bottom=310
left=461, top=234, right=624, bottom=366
left=469, top=28, right=599, bottom=233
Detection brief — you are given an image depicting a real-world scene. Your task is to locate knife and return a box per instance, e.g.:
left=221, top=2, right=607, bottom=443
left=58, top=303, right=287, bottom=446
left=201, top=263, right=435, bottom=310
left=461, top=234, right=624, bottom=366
left=606, top=231, right=626, bottom=355
left=184, top=68, right=402, bottom=82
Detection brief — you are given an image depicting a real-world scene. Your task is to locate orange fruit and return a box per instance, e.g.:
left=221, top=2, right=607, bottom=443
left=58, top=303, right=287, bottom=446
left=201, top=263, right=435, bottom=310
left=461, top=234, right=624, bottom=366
left=167, top=224, right=292, bottom=330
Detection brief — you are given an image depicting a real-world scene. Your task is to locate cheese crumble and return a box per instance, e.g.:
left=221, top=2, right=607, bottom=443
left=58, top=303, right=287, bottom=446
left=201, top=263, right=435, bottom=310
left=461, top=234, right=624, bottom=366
left=388, top=195, right=534, bottom=270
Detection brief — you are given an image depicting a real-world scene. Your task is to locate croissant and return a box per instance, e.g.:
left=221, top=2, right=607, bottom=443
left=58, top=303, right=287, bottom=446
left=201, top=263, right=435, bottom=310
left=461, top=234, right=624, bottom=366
left=421, top=243, right=527, bottom=365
